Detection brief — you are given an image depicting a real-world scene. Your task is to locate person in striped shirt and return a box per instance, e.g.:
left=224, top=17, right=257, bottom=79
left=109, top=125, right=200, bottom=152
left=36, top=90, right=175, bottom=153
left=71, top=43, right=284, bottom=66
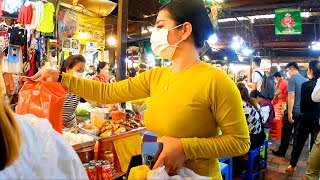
left=60, top=55, right=86, bottom=128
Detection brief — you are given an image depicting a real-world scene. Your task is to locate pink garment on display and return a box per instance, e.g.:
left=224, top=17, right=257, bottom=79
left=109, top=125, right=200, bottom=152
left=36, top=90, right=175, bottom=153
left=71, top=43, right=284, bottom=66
left=0, top=0, right=3, bottom=17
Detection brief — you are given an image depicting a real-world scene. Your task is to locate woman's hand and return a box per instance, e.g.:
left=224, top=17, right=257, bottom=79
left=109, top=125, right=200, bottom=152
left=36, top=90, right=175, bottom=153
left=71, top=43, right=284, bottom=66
left=30, top=69, right=60, bottom=82
left=153, top=136, right=186, bottom=176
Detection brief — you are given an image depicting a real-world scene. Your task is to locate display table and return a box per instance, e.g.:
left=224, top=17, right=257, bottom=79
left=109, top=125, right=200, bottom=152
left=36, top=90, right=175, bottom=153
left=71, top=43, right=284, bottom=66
left=97, top=127, right=147, bottom=172
left=72, top=127, right=147, bottom=178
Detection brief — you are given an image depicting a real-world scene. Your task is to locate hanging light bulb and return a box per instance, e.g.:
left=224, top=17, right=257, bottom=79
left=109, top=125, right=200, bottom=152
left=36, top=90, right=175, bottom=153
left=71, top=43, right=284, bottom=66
left=108, top=36, right=116, bottom=46
left=208, top=33, right=218, bottom=45
left=242, top=48, right=253, bottom=56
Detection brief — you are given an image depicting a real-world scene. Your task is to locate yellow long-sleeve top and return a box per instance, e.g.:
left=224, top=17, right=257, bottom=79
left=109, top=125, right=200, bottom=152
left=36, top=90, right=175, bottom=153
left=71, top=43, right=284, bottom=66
left=61, top=62, right=250, bottom=179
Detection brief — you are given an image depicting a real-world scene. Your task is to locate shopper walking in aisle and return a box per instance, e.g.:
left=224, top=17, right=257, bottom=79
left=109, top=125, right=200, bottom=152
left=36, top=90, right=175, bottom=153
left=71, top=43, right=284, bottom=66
left=303, top=62, right=320, bottom=180
left=251, top=57, right=264, bottom=92
left=250, top=90, right=274, bottom=131
left=60, top=55, right=86, bottom=128
left=286, top=60, right=320, bottom=176
left=93, top=61, right=110, bottom=83
left=273, top=72, right=288, bottom=107
left=0, top=99, right=87, bottom=179
left=30, top=0, right=250, bottom=178
left=273, top=62, right=306, bottom=157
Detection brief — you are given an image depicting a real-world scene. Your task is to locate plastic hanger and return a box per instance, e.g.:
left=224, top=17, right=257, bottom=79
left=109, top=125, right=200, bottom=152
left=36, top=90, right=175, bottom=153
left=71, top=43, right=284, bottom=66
left=24, top=0, right=31, bottom=6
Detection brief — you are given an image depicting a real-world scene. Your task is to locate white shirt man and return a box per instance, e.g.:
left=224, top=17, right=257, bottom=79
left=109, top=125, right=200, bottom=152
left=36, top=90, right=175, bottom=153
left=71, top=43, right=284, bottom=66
left=251, top=57, right=264, bottom=92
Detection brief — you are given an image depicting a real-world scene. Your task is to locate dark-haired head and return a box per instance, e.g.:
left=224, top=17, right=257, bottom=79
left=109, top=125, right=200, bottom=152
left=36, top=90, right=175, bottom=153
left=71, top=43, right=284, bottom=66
left=250, top=90, right=265, bottom=104
left=273, top=72, right=282, bottom=81
left=308, top=60, right=320, bottom=79
left=237, top=83, right=258, bottom=110
left=273, top=72, right=281, bottom=78
left=252, top=57, right=261, bottom=69
left=285, top=61, right=299, bottom=78
left=159, top=0, right=214, bottom=49
left=285, top=62, right=299, bottom=71
left=60, top=55, right=86, bottom=74
left=97, top=62, right=109, bottom=76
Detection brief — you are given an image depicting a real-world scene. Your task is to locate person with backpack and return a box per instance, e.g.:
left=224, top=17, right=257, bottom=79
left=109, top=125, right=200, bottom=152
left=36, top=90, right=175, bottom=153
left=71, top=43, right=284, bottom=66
left=251, top=57, right=264, bottom=92
left=272, top=62, right=306, bottom=158
left=251, top=57, right=275, bottom=100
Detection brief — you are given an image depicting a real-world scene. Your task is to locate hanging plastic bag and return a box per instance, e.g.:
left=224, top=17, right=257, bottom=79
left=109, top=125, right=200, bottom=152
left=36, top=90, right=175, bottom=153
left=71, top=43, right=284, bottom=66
left=128, top=165, right=211, bottom=180
left=147, top=166, right=211, bottom=180
left=16, top=80, right=66, bottom=133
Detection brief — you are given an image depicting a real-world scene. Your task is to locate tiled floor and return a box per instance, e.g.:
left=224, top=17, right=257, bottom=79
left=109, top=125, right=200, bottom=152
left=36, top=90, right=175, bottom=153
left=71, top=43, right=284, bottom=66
left=263, top=137, right=309, bottom=180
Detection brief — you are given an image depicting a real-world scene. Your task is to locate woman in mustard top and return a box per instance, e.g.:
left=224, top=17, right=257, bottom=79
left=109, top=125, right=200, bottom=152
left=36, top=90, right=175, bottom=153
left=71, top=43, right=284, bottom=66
left=31, top=0, right=250, bottom=179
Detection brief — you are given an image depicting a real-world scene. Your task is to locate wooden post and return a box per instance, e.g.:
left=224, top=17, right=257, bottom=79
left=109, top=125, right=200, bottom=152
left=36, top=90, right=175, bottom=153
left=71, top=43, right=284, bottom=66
left=116, top=0, right=128, bottom=81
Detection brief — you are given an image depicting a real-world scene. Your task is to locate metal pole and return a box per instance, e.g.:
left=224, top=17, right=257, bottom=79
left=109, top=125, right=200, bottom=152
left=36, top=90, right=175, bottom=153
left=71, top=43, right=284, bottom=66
left=116, top=0, right=128, bottom=81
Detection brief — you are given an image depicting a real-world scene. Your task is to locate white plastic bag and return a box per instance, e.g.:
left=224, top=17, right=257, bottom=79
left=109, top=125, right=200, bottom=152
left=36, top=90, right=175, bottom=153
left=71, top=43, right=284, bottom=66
left=147, top=166, right=211, bottom=180
left=0, top=114, right=88, bottom=179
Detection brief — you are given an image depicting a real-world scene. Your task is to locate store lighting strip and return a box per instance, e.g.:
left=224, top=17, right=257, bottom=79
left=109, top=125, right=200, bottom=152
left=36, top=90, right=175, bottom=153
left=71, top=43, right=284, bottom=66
left=218, top=12, right=310, bottom=23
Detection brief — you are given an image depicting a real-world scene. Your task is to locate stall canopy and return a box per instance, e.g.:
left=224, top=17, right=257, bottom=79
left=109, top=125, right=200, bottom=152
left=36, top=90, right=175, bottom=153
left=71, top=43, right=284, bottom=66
left=59, top=0, right=117, bottom=17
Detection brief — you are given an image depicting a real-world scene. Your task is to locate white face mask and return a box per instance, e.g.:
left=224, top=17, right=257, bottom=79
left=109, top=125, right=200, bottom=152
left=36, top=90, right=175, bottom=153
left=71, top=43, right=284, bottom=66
left=150, top=24, right=185, bottom=60
left=73, top=72, right=84, bottom=78
left=89, top=69, right=94, bottom=73
left=307, top=74, right=313, bottom=79
left=286, top=72, right=291, bottom=78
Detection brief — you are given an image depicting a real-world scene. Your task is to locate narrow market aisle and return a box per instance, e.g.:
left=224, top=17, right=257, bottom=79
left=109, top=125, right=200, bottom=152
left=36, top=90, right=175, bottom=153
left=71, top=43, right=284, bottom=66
left=263, top=137, right=308, bottom=180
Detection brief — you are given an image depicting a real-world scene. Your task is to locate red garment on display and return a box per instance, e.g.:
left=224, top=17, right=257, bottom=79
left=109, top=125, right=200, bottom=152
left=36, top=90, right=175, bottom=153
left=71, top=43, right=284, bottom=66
left=27, top=50, right=36, bottom=77
left=18, top=4, right=33, bottom=25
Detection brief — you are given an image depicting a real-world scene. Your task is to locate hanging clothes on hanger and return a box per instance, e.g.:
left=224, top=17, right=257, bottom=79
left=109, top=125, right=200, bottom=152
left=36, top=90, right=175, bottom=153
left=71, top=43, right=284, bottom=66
left=26, top=49, right=36, bottom=76
left=36, top=2, right=54, bottom=33
left=0, top=19, right=10, bottom=32
left=2, top=46, right=23, bottom=74
left=0, top=31, right=9, bottom=53
left=8, top=26, right=25, bottom=45
left=0, top=0, right=3, bottom=17
left=8, top=46, right=20, bottom=63
left=25, top=1, right=44, bottom=39
left=18, top=1, right=33, bottom=25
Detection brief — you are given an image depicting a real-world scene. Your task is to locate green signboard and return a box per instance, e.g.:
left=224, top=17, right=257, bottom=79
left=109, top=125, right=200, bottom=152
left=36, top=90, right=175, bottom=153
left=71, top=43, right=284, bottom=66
left=275, top=7, right=302, bottom=35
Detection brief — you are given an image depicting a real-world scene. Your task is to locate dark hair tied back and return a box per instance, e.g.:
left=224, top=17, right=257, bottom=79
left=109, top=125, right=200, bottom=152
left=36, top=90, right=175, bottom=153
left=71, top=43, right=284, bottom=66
left=60, top=55, right=86, bottom=74
left=309, top=60, right=320, bottom=79
left=97, top=62, right=108, bottom=73
left=160, top=0, right=214, bottom=48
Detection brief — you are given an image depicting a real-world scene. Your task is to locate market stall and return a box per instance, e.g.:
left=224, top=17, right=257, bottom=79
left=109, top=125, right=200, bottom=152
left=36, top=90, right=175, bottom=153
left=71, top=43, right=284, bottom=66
left=60, top=101, right=149, bottom=180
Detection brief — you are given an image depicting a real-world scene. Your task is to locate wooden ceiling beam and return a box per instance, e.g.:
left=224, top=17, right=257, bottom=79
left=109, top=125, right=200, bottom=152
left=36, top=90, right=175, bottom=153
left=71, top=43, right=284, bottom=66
left=214, top=42, right=309, bottom=49
left=222, top=0, right=260, bottom=9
